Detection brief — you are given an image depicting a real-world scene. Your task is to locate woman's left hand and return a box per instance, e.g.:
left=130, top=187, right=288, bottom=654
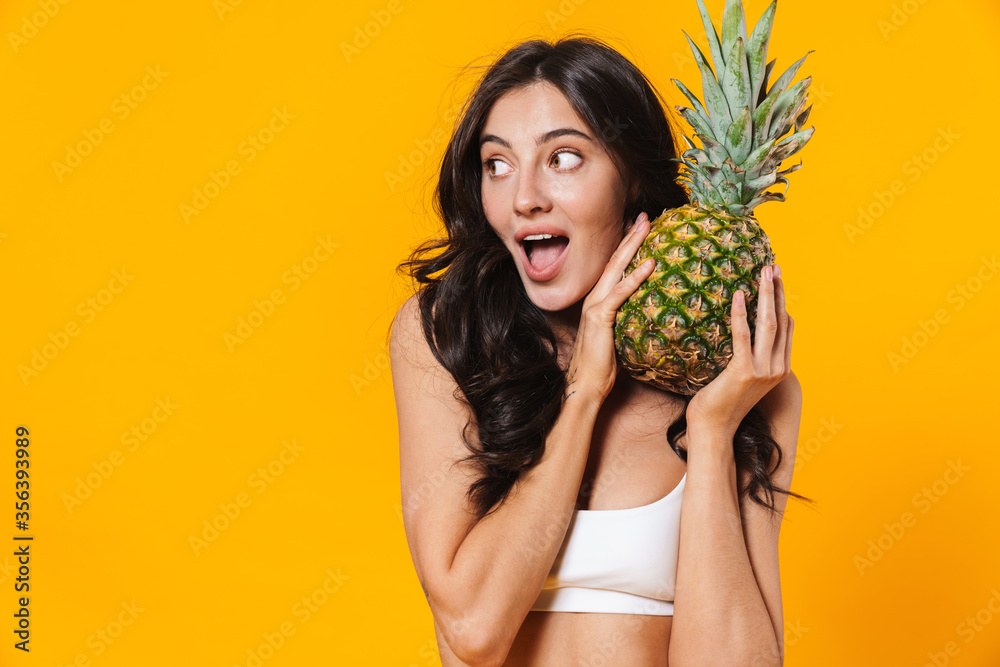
left=686, top=263, right=794, bottom=441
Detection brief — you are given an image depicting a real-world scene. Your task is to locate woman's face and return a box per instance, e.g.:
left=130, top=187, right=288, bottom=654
left=479, top=82, right=629, bottom=312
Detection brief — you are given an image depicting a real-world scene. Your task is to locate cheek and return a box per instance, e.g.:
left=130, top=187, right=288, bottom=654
left=480, top=184, right=502, bottom=226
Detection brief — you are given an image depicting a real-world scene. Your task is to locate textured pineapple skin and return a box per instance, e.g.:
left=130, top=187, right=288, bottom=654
left=613, top=204, right=775, bottom=395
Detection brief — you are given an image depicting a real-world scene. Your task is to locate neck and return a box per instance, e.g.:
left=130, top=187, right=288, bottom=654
left=544, top=300, right=583, bottom=359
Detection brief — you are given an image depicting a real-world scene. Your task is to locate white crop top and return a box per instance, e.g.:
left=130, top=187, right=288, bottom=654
left=530, top=473, right=686, bottom=616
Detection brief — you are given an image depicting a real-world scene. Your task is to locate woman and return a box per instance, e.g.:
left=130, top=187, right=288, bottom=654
left=390, top=35, right=807, bottom=666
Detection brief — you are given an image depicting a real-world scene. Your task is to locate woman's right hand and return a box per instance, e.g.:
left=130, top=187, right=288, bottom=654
left=563, top=211, right=655, bottom=405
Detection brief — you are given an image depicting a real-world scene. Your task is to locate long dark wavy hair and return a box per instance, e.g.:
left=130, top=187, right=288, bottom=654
left=394, top=35, right=812, bottom=522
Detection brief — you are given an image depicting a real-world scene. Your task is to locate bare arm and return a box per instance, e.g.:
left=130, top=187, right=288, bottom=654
left=391, top=294, right=600, bottom=666
left=445, top=393, right=602, bottom=663
left=669, top=264, right=796, bottom=666
left=739, top=371, right=803, bottom=662
left=669, top=426, right=784, bottom=666
left=393, top=214, right=654, bottom=666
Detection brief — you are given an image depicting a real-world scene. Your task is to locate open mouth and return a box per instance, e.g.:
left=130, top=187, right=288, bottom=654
left=523, top=234, right=569, bottom=268
left=519, top=233, right=570, bottom=281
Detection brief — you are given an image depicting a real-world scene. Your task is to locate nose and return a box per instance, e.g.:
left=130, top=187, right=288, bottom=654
left=513, top=165, right=552, bottom=217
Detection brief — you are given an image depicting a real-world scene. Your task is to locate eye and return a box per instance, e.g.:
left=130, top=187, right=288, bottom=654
left=551, top=150, right=582, bottom=170
left=484, top=158, right=513, bottom=177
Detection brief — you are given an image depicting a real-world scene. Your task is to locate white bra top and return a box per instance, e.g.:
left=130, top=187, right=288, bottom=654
left=530, top=473, right=686, bottom=616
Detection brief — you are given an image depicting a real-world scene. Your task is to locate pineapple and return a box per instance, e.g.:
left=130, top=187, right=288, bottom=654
left=614, top=0, right=813, bottom=395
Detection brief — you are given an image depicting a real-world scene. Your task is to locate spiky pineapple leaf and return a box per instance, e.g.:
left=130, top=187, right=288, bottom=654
left=748, top=190, right=785, bottom=208
left=768, top=126, right=814, bottom=164
left=769, top=77, right=811, bottom=138
left=744, top=170, right=777, bottom=196
left=680, top=160, right=725, bottom=202
left=767, top=51, right=814, bottom=98
left=758, top=58, right=776, bottom=105
left=722, top=156, right=745, bottom=173
left=720, top=0, right=748, bottom=66
left=694, top=0, right=727, bottom=81
left=717, top=179, right=741, bottom=203
left=751, top=90, right=780, bottom=148
left=720, top=156, right=744, bottom=185
left=677, top=106, right=715, bottom=141
left=742, top=137, right=777, bottom=177
left=794, top=105, right=812, bottom=132
left=721, top=37, right=751, bottom=117
left=699, top=133, right=731, bottom=166
left=683, top=148, right=711, bottom=167
left=777, top=161, right=803, bottom=177
left=746, top=1, right=776, bottom=105
left=683, top=31, right=732, bottom=137
left=673, top=79, right=709, bottom=120
left=725, top=106, right=752, bottom=164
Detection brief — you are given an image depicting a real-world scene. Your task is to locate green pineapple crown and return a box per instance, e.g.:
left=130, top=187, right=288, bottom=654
left=673, top=0, right=814, bottom=217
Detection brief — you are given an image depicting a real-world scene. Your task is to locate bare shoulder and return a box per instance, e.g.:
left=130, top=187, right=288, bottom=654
left=389, top=292, right=480, bottom=597
left=389, top=292, right=429, bottom=369
left=389, top=294, right=469, bottom=423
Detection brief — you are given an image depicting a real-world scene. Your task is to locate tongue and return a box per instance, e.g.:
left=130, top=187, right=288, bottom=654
left=528, top=237, right=569, bottom=268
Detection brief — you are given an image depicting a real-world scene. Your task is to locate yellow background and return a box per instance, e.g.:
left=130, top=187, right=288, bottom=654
left=1, top=0, right=998, bottom=664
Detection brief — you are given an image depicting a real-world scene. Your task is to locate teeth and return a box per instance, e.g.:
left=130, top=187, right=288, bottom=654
left=523, top=233, right=556, bottom=241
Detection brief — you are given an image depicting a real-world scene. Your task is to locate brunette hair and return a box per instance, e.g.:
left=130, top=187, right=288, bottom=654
left=394, top=35, right=810, bottom=521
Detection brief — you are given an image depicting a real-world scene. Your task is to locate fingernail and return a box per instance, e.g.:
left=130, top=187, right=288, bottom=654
left=774, top=264, right=781, bottom=278
left=765, top=265, right=772, bottom=280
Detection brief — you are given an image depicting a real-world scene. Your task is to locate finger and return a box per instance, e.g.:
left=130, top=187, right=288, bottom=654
left=730, top=288, right=751, bottom=363
left=592, top=212, right=651, bottom=296
left=605, top=256, right=656, bottom=311
left=785, top=315, right=793, bottom=371
left=771, top=264, right=788, bottom=373
left=753, top=264, right=778, bottom=369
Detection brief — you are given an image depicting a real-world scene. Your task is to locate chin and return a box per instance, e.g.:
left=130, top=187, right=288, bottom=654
left=521, top=281, right=587, bottom=313
left=511, top=248, right=597, bottom=313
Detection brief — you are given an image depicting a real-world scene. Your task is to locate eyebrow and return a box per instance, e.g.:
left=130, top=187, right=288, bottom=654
left=479, top=127, right=592, bottom=150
